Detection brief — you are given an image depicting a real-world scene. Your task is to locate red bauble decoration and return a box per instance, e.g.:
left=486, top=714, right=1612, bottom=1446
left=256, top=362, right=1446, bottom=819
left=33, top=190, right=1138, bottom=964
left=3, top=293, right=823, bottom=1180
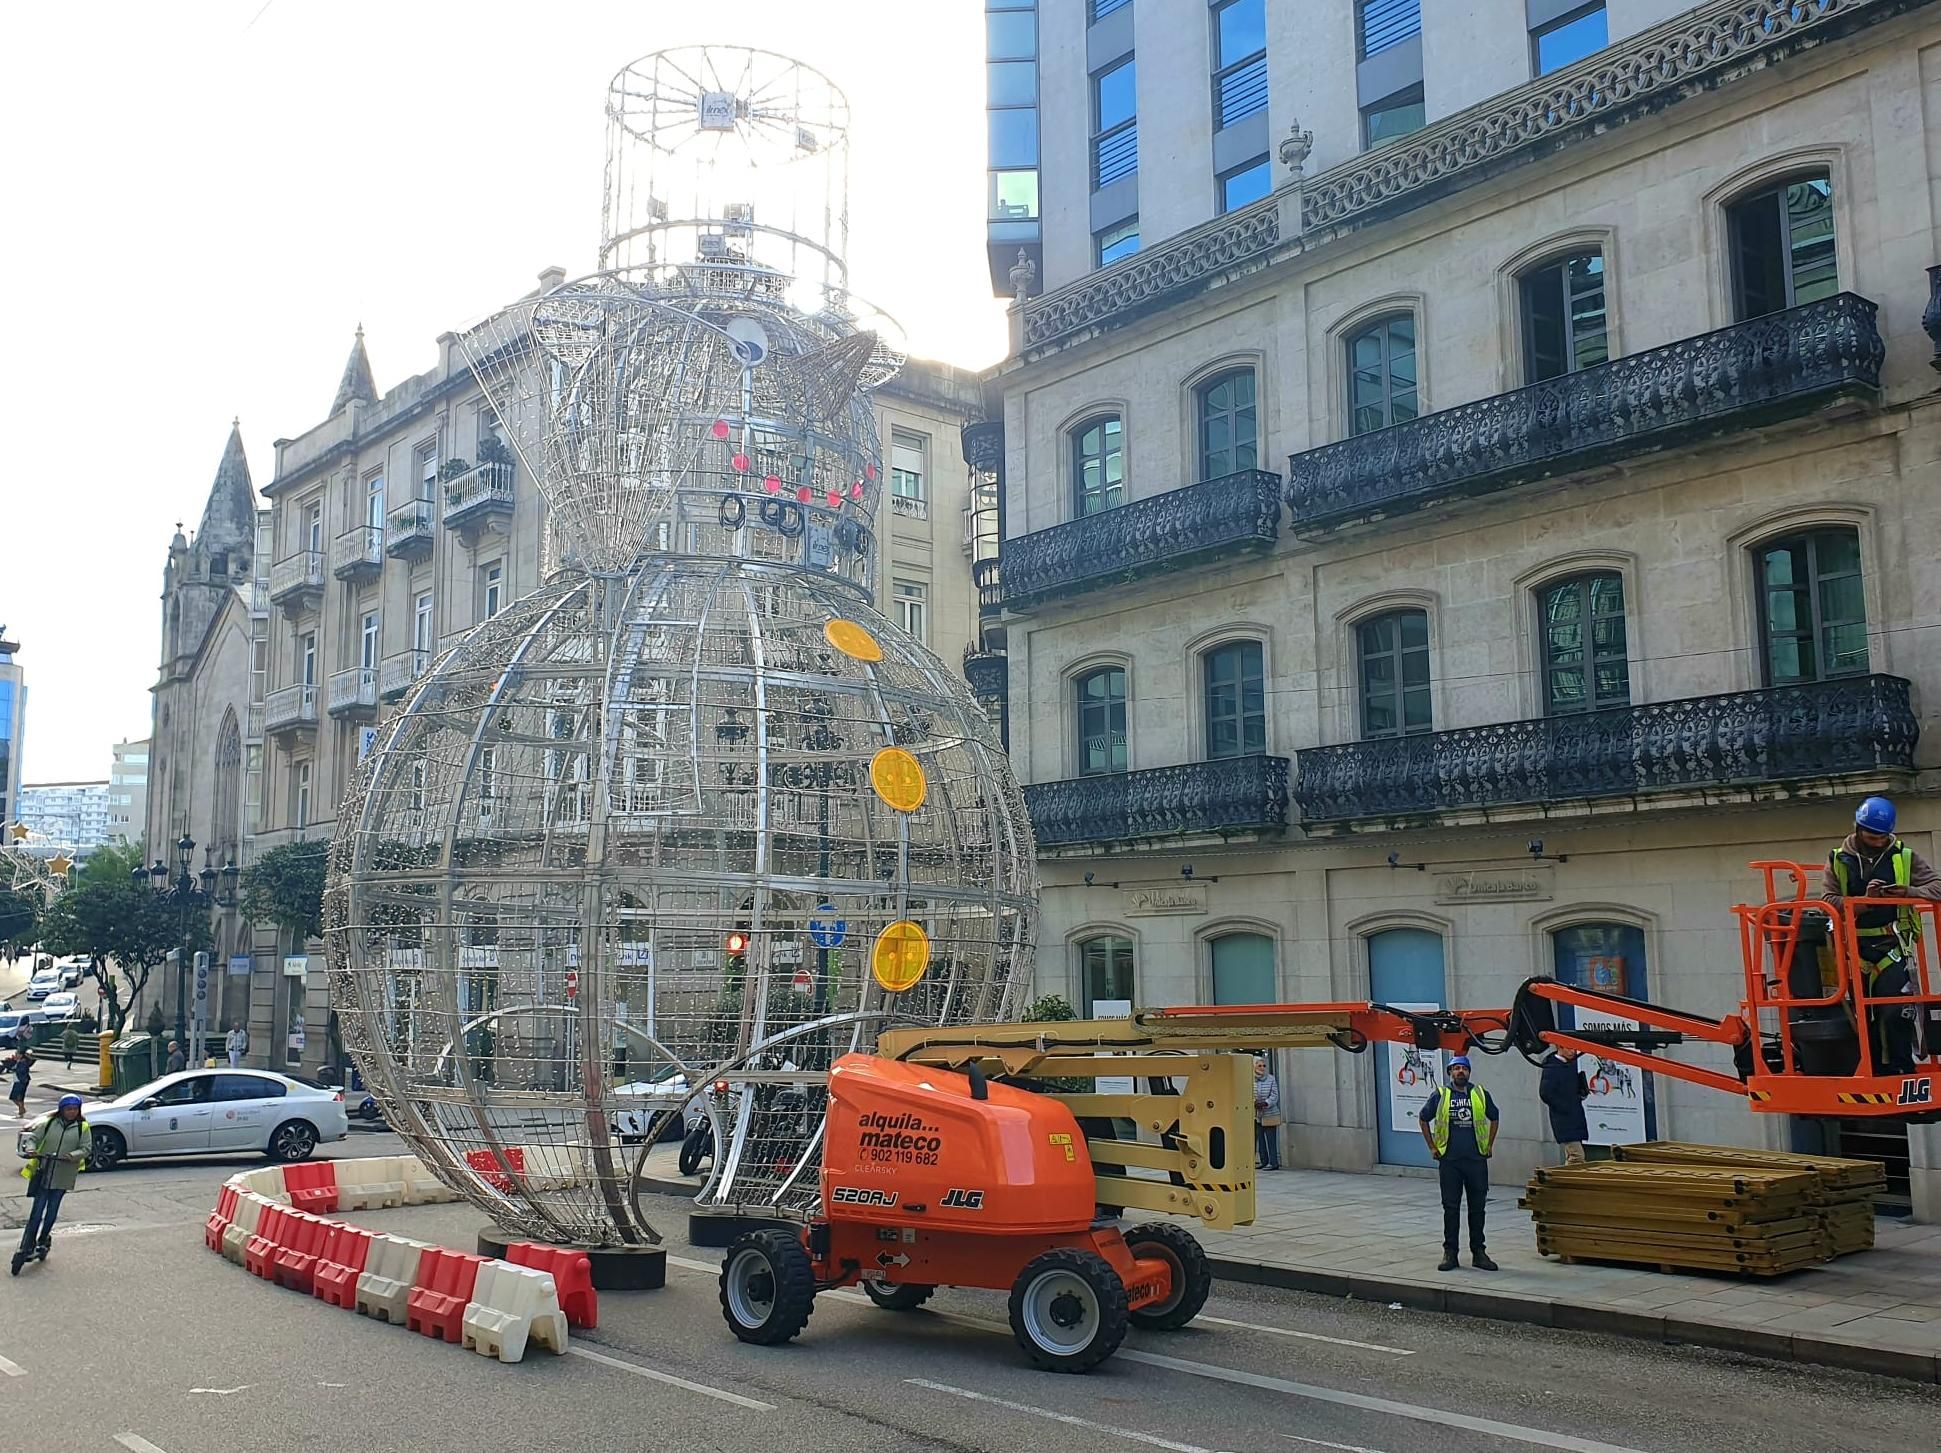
left=863, top=462, right=877, bottom=480
left=762, top=475, right=782, bottom=494
left=849, top=481, right=864, bottom=499
left=710, top=419, right=730, bottom=440
left=795, top=484, right=813, bottom=503
left=731, top=452, right=750, bottom=473
left=825, top=490, right=843, bottom=507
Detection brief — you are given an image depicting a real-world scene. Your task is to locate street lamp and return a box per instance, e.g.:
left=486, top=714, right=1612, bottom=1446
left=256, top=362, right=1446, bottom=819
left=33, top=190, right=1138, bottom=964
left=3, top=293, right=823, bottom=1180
left=132, top=832, right=223, bottom=1050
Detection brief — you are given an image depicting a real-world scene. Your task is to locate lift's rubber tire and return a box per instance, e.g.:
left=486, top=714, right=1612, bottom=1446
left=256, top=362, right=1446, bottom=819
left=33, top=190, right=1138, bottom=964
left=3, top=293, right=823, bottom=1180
left=1124, top=1222, right=1213, bottom=1331
left=863, top=1281, right=935, bottom=1312
left=1007, top=1248, right=1129, bottom=1373
left=719, top=1229, right=816, bottom=1346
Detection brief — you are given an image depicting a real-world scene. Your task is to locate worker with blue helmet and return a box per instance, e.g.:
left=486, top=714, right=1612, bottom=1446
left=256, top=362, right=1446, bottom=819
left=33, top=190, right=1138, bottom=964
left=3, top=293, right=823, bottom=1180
left=1820, top=797, right=1940, bottom=1074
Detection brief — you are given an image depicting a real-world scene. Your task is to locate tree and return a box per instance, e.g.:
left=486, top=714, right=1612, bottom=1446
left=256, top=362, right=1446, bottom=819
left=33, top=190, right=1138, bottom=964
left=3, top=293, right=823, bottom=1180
left=240, top=842, right=327, bottom=947
left=39, top=843, right=214, bottom=1032
left=0, top=881, right=39, bottom=952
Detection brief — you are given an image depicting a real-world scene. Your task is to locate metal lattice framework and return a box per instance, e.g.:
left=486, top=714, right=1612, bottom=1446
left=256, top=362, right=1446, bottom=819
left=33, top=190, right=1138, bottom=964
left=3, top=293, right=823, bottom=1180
left=325, top=49, right=1038, bottom=1248
left=3, top=823, right=74, bottom=908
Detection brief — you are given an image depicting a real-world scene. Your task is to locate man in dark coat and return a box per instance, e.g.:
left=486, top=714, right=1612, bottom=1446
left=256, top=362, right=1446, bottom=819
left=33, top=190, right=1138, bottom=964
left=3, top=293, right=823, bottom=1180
left=1539, top=1046, right=1590, bottom=1164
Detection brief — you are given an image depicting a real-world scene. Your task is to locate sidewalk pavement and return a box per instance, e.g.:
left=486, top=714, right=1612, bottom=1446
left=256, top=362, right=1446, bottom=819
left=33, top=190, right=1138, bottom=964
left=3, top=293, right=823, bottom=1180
left=639, top=1146, right=1941, bottom=1384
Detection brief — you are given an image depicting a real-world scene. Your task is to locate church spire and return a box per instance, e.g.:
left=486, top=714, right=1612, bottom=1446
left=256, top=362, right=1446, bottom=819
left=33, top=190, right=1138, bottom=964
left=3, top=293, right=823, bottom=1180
left=331, top=323, right=378, bottom=415
left=192, top=418, right=260, bottom=559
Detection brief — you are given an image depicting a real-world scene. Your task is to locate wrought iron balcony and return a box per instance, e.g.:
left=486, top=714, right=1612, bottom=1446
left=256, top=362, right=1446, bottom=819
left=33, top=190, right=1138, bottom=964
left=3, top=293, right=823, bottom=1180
left=327, top=667, right=378, bottom=718
left=1024, top=755, right=1292, bottom=848
left=963, top=648, right=1007, bottom=701
left=379, top=648, right=429, bottom=702
left=974, top=557, right=1002, bottom=619
left=263, top=683, right=318, bottom=736
left=444, top=458, right=515, bottom=532
left=267, top=551, right=324, bottom=610
left=386, top=499, right=436, bottom=559
left=1287, top=294, right=1883, bottom=534
left=1295, top=674, right=1917, bottom=826
left=1002, top=469, right=1282, bottom=610
left=330, top=526, right=383, bottom=581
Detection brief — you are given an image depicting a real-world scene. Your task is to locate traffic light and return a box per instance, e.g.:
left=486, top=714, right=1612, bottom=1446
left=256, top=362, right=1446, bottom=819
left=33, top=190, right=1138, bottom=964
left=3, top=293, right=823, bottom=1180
left=725, top=929, right=750, bottom=956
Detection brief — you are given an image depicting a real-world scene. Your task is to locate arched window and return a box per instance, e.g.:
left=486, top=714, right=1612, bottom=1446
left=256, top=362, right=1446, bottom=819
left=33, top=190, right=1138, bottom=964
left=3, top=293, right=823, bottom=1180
left=1074, top=667, right=1128, bottom=776
left=1195, top=368, right=1257, bottom=480
left=1356, top=609, right=1430, bottom=739
left=212, top=712, right=243, bottom=860
left=1202, top=641, right=1264, bottom=759
left=1519, top=251, right=1607, bottom=383
left=1551, top=920, right=1658, bottom=1139
left=1754, top=527, right=1867, bottom=684
left=1078, top=934, right=1135, bottom=1014
left=1727, top=172, right=1836, bottom=321
left=1209, top=931, right=1275, bottom=1003
left=1538, top=574, right=1629, bottom=714
left=1072, top=414, right=1124, bottom=516
left=1346, top=315, right=1416, bottom=435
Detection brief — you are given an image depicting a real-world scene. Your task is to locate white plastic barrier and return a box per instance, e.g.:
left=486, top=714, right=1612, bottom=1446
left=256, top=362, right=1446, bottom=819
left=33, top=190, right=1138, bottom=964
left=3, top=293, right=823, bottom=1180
left=334, top=1155, right=407, bottom=1211
left=462, top=1261, right=569, bottom=1363
left=355, top=1233, right=431, bottom=1324
left=221, top=1192, right=270, bottom=1265
left=238, top=1166, right=289, bottom=1203
left=399, top=1155, right=461, bottom=1206
left=515, top=1144, right=585, bottom=1192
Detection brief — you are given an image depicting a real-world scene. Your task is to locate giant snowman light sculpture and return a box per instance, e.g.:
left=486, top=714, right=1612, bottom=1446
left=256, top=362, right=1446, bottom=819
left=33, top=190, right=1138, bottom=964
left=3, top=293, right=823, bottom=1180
left=325, top=48, right=1037, bottom=1249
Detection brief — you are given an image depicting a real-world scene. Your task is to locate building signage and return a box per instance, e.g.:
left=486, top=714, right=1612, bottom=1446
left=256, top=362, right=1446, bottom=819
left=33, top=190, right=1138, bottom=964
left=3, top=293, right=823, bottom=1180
left=1433, top=868, right=1554, bottom=905
left=698, top=91, right=737, bottom=130
left=1123, top=883, right=1208, bottom=916
left=227, top=954, right=253, bottom=977
left=282, top=954, right=309, bottom=978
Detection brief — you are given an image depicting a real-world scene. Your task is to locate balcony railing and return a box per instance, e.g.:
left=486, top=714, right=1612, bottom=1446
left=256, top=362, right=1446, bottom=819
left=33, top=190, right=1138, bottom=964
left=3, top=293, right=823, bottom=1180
left=1287, top=293, right=1884, bottom=534
left=327, top=667, right=378, bottom=717
left=267, top=550, right=324, bottom=606
left=379, top=649, right=429, bottom=701
left=330, top=526, right=383, bottom=580
left=974, top=558, right=1003, bottom=617
left=386, top=499, right=436, bottom=559
left=963, top=648, right=1007, bottom=701
left=444, top=458, right=515, bottom=529
left=1295, top=674, right=1917, bottom=825
left=1024, top=756, right=1292, bottom=847
left=1002, top=469, right=1282, bottom=610
left=263, top=683, right=318, bottom=735
left=891, top=494, right=929, bottom=521
left=1216, top=54, right=1268, bottom=128
left=1093, top=123, right=1138, bottom=189
left=245, top=702, right=265, bottom=741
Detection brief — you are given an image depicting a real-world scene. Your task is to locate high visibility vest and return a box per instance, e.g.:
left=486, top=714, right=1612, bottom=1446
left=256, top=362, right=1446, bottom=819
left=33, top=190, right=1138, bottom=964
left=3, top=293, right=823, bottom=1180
left=1429, top=1086, right=1495, bottom=1157
left=1830, top=842, right=1922, bottom=953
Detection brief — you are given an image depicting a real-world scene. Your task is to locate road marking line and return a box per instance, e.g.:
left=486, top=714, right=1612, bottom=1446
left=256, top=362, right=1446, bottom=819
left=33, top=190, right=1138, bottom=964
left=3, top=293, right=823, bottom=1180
left=1193, top=1314, right=1413, bottom=1356
left=908, top=1378, right=1223, bottom=1453
left=0, top=1353, right=25, bottom=1377
left=115, top=1435, right=170, bottom=1453
left=664, top=1253, right=717, bottom=1274
left=1118, top=1351, right=1655, bottom=1453
left=567, top=1345, right=775, bottom=1411
left=1281, top=1435, right=1388, bottom=1453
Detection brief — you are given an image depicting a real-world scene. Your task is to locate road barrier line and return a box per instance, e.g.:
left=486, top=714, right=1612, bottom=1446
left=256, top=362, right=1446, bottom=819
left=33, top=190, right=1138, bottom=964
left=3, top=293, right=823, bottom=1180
left=567, top=1344, right=774, bottom=1411
left=1117, top=1349, right=1658, bottom=1453
left=907, top=1378, right=1222, bottom=1453
left=113, top=1434, right=171, bottom=1453
left=0, top=1352, right=25, bottom=1377
left=1280, top=1434, right=1389, bottom=1453
left=1192, top=1313, right=1414, bottom=1356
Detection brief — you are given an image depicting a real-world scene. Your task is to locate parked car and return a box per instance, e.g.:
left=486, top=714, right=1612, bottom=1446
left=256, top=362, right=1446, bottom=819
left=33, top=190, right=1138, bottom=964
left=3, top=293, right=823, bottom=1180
left=17, top=1068, right=351, bottom=1170
left=611, top=1065, right=701, bottom=1145
left=37, top=992, right=80, bottom=1023
left=55, top=958, right=87, bottom=989
left=0, top=1009, right=37, bottom=1048
left=25, top=970, right=62, bottom=1001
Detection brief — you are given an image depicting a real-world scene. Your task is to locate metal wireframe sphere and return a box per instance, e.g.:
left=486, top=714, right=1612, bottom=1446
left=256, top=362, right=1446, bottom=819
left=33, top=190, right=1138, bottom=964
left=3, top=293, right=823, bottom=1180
left=325, top=559, right=1036, bottom=1245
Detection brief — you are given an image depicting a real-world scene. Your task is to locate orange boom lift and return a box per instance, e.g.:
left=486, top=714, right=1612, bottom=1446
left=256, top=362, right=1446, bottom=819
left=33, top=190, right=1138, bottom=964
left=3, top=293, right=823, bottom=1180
left=714, top=866, right=1941, bottom=1371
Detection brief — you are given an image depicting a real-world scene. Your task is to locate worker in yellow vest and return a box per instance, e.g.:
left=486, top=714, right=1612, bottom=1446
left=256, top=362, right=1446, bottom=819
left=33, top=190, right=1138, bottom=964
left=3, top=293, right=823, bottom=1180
left=1417, top=1055, right=1500, bottom=1272
left=1820, top=796, right=1941, bottom=1074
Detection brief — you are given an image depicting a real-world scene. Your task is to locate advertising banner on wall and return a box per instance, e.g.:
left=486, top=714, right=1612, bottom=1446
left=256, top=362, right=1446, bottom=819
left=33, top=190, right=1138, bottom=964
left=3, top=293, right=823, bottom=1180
left=1093, top=998, right=1134, bottom=1095
left=1575, top=1012, right=1650, bottom=1145
left=1386, top=1001, right=1445, bottom=1134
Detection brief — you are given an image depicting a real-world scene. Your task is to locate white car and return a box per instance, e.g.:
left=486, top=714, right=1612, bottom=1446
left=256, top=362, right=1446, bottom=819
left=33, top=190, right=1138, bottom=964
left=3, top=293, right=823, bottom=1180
left=611, top=1071, right=702, bottom=1143
left=37, top=992, right=80, bottom=1022
left=25, top=970, right=61, bottom=1001
left=0, top=1009, right=37, bottom=1047
left=56, top=958, right=87, bottom=989
left=18, top=1069, right=351, bottom=1170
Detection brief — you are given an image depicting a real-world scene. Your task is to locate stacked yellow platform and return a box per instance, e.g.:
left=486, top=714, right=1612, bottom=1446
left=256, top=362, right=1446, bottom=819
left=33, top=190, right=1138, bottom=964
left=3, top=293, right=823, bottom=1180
left=1611, top=1141, right=1881, bottom=1258
left=1519, top=1162, right=1830, bottom=1276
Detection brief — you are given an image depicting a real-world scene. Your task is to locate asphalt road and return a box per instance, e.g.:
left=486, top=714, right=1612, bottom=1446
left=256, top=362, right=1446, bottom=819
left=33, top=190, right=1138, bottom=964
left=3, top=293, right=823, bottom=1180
left=2, top=1107, right=1935, bottom=1453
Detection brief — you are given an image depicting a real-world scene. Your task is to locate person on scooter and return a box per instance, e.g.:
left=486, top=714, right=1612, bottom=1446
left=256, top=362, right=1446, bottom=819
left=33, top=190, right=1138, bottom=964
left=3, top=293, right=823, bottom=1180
left=14, top=1094, right=89, bottom=1274
left=1821, top=797, right=1941, bottom=1074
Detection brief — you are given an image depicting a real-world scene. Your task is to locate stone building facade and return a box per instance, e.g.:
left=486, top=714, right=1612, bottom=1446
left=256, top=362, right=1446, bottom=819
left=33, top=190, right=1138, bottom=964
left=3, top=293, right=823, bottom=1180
left=146, top=270, right=992, bottom=1077
left=982, top=0, right=1941, bottom=1215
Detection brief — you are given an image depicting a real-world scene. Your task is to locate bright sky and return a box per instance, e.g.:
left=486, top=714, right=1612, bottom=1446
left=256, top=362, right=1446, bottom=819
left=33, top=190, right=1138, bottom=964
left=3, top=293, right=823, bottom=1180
left=0, top=0, right=1003, bottom=784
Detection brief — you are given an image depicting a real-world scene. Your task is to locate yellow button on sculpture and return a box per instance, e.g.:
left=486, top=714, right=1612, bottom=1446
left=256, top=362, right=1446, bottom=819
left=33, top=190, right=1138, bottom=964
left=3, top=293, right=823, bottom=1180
left=822, top=618, right=882, bottom=662
left=871, top=920, right=930, bottom=992
left=869, top=746, right=927, bottom=813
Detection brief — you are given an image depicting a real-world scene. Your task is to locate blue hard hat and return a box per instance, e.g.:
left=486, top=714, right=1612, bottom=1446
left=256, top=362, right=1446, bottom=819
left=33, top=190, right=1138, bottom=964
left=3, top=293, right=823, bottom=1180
left=1448, top=1055, right=1472, bottom=1069
left=57, top=1094, right=82, bottom=1110
left=1855, top=796, right=1897, bottom=834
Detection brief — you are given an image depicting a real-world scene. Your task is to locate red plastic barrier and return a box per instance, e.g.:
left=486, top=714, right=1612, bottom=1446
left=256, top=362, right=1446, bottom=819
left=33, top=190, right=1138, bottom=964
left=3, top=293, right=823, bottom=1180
left=313, top=1222, right=375, bottom=1309
left=272, top=1211, right=329, bottom=1294
left=205, top=1183, right=239, bottom=1253
left=463, top=1147, right=526, bottom=1193
left=405, top=1248, right=487, bottom=1344
left=282, top=1160, right=340, bottom=1214
left=245, top=1205, right=291, bottom=1279
left=506, top=1242, right=598, bottom=1330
